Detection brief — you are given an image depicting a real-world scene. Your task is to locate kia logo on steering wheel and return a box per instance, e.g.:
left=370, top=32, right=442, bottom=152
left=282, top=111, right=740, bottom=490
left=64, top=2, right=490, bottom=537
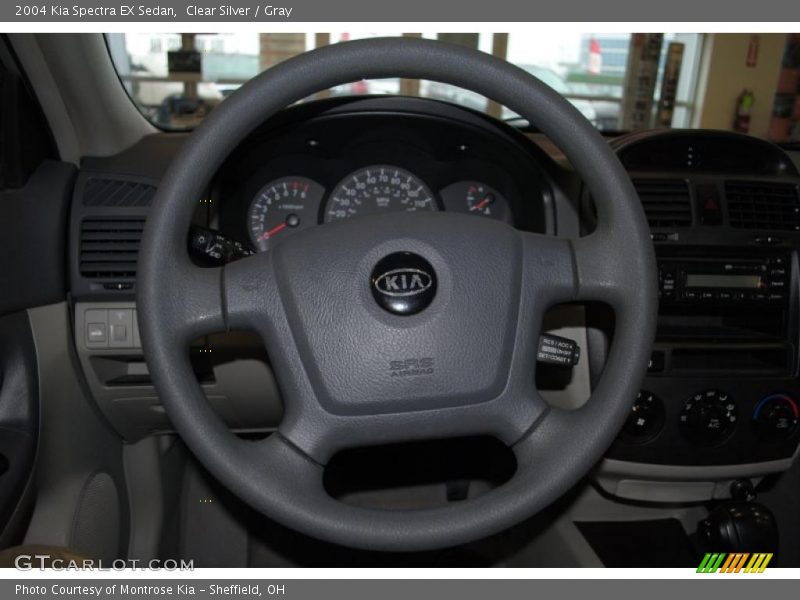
left=375, top=269, right=432, bottom=297
left=371, top=252, right=437, bottom=315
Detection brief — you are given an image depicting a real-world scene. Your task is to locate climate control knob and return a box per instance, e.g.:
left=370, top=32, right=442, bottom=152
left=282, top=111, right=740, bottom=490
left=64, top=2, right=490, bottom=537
left=753, top=394, right=799, bottom=440
left=621, top=390, right=665, bottom=443
left=680, top=389, right=738, bottom=445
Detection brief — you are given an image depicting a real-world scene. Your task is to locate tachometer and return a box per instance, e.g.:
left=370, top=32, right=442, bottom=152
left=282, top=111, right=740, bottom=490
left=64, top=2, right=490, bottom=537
left=247, top=177, right=325, bottom=251
left=325, top=165, right=437, bottom=222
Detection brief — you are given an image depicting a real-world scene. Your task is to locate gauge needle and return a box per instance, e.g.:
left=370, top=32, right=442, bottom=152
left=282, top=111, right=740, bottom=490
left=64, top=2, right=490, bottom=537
left=470, top=194, right=494, bottom=212
left=258, top=222, right=287, bottom=242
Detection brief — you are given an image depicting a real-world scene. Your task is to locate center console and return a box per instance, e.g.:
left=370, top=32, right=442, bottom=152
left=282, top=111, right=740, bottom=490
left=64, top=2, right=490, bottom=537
left=599, top=131, right=800, bottom=502
left=611, top=248, right=798, bottom=461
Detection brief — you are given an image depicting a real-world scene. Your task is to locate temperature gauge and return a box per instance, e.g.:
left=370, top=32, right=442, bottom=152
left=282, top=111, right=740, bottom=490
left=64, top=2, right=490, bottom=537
left=439, top=181, right=511, bottom=223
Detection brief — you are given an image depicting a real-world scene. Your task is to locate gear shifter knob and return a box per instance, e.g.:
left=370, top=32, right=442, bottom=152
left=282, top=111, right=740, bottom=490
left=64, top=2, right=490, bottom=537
left=698, top=502, right=778, bottom=554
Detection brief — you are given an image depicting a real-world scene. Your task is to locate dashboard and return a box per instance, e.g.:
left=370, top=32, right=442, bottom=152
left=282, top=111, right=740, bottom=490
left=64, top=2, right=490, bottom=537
left=64, top=96, right=800, bottom=506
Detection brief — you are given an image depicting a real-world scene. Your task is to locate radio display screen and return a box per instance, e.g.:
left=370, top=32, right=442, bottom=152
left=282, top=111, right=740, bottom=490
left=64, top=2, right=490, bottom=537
left=685, top=274, right=763, bottom=289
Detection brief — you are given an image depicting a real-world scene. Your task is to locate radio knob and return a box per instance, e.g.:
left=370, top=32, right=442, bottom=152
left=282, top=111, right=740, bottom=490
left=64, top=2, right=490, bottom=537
left=753, top=394, right=799, bottom=441
left=680, top=389, right=738, bottom=445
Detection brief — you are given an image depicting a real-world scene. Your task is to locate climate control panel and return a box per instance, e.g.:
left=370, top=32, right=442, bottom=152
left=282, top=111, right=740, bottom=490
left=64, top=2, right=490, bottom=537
left=608, top=383, right=800, bottom=466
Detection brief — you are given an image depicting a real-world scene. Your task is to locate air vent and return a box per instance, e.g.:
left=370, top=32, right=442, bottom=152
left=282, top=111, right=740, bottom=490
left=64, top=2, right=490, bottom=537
left=632, top=179, right=692, bottom=228
left=726, top=181, right=800, bottom=231
left=82, top=177, right=156, bottom=207
left=79, top=218, right=144, bottom=279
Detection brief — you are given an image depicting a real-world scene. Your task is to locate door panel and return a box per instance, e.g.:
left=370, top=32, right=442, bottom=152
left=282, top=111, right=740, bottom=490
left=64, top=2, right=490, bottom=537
left=0, top=311, right=38, bottom=544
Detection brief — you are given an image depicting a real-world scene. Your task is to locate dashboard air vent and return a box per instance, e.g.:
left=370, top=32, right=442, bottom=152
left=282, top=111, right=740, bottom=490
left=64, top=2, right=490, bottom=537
left=79, top=218, right=145, bottom=279
left=632, top=179, right=692, bottom=228
left=82, top=177, right=156, bottom=207
left=726, top=181, right=800, bottom=231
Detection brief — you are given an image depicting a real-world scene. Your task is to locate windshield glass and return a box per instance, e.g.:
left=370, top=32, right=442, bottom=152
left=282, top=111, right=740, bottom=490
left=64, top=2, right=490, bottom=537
left=106, top=32, right=796, bottom=142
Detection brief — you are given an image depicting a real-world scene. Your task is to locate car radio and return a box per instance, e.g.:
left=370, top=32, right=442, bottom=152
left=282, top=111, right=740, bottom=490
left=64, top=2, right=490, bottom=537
left=658, top=254, right=789, bottom=304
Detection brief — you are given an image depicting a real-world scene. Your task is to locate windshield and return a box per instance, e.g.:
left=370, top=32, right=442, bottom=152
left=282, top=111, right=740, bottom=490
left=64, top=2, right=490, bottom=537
left=108, top=32, right=790, bottom=139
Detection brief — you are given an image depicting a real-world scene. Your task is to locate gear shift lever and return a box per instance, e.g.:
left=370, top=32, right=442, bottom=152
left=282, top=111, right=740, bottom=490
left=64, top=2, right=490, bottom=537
left=697, top=481, right=778, bottom=555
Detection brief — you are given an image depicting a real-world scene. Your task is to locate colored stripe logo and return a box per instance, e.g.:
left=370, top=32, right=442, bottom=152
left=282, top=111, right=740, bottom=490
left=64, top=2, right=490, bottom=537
left=697, top=553, right=773, bottom=573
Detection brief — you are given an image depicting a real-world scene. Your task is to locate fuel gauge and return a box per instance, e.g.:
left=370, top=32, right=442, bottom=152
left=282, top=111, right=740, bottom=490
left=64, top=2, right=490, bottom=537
left=440, top=181, right=511, bottom=223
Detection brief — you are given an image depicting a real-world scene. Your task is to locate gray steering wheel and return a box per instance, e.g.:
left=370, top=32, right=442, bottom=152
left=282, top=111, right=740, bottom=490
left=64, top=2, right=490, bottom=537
left=137, top=38, right=657, bottom=552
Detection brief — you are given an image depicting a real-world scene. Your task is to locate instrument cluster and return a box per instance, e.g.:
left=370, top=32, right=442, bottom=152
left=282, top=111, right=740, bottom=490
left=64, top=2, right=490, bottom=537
left=208, top=97, right=556, bottom=254
left=246, top=166, right=513, bottom=252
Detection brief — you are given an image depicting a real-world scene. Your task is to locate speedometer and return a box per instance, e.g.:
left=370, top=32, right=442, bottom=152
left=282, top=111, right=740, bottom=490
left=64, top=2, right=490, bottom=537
left=324, top=165, right=437, bottom=222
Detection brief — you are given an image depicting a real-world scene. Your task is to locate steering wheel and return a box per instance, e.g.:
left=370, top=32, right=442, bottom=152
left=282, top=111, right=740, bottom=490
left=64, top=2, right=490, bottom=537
left=137, top=38, right=657, bottom=552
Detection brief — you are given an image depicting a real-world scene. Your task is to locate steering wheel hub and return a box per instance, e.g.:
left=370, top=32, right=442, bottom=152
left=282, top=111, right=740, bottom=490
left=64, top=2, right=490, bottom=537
left=370, top=251, right=437, bottom=316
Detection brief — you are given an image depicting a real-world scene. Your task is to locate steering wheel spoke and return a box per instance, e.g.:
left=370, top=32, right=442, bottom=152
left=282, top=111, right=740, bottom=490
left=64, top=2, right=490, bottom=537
left=140, top=259, right=226, bottom=345
left=520, top=232, right=579, bottom=306
left=571, top=232, right=646, bottom=304
left=521, top=230, right=647, bottom=309
left=277, top=385, right=549, bottom=466
left=223, top=251, right=280, bottom=332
